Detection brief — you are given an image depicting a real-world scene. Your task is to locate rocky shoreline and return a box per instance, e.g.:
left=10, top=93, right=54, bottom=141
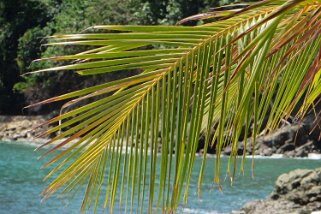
left=218, top=113, right=321, bottom=158
left=0, top=115, right=49, bottom=144
left=235, top=167, right=321, bottom=214
left=1, top=115, right=321, bottom=158
left=221, top=123, right=321, bottom=158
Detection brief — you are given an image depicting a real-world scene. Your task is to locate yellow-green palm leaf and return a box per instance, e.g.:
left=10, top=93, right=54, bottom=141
left=29, top=0, right=321, bottom=213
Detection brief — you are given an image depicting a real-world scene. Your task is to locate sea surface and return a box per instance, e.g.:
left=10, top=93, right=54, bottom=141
left=0, top=141, right=320, bottom=214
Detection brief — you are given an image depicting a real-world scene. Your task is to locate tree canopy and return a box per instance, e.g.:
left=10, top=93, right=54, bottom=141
left=0, top=0, right=224, bottom=114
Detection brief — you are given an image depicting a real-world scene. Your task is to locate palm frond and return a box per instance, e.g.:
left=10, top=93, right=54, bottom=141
left=29, top=0, right=321, bottom=212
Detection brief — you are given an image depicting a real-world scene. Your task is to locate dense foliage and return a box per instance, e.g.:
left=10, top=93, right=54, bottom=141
left=0, top=0, right=56, bottom=113
left=0, top=0, right=234, bottom=114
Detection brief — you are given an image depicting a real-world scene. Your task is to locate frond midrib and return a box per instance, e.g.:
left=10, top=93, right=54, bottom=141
left=100, top=7, right=278, bottom=147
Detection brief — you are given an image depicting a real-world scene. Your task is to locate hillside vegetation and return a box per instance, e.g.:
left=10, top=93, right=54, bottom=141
left=0, top=0, right=239, bottom=114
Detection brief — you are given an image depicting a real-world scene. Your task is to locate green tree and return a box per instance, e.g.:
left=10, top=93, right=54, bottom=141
left=0, top=0, right=230, bottom=114
left=30, top=0, right=321, bottom=213
left=0, top=0, right=59, bottom=114
left=13, top=0, right=143, bottom=112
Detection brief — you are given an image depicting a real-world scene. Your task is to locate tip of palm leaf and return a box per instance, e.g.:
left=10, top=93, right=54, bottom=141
left=176, top=11, right=232, bottom=25
left=224, top=172, right=229, bottom=182
left=251, top=172, right=255, bottom=178
left=218, top=183, right=222, bottom=192
left=49, top=34, right=68, bottom=39
left=35, top=138, right=55, bottom=152
left=78, top=27, right=94, bottom=33
left=209, top=3, right=250, bottom=12
left=42, top=171, right=54, bottom=181
left=40, top=163, right=47, bottom=169
left=177, top=2, right=253, bottom=25
left=22, top=67, right=55, bottom=76
left=33, top=132, right=48, bottom=152
left=33, top=56, right=65, bottom=62
left=24, top=97, right=59, bottom=109
left=40, top=196, right=49, bottom=203
left=35, top=144, right=45, bottom=152
left=230, top=176, right=234, bottom=186
left=21, top=71, right=33, bottom=77
left=32, top=58, right=46, bottom=63
left=39, top=193, right=47, bottom=201
left=214, top=177, right=222, bottom=192
left=86, top=25, right=115, bottom=31
left=90, top=25, right=118, bottom=29
left=29, top=120, right=51, bottom=137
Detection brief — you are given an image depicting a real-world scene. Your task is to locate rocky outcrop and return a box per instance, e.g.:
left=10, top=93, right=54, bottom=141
left=222, top=122, right=321, bottom=157
left=238, top=168, right=321, bottom=214
left=0, top=115, right=48, bottom=143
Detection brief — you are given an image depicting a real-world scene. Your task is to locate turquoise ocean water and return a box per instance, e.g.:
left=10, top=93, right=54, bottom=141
left=0, top=141, right=320, bottom=214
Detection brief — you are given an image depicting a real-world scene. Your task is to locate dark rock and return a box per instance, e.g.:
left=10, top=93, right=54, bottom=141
left=254, top=142, right=273, bottom=156
left=276, top=143, right=295, bottom=153
left=307, top=186, right=321, bottom=198
left=302, top=113, right=321, bottom=142
left=262, top=147, right=273, bottom=156
left=311, top=141, right=321, bottom=153
left=237, top=121, right=319, bottom=157
left=197, top=106, right=320, bottom=157
left=223, top=146, right=232, bottom=155
left=198, top=148, right=205, bottom=156
left=240, top=198, right=304, bottom=214
left=294, top=147, right=309, bottom=157
left=197, top=126, right=216, bottom=154
left=284, top=150, right=296, bottom=157
left=223, top=144, right=244, bottom=156
left=261, top=126, right=294, bottom=148
left=238, top=168, right=321, bottom=214
left=292, top=127, right=309, bottom=147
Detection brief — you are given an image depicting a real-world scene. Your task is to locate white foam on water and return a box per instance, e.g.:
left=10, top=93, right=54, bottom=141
left=0, top=139, right=43, bottom=148
left=308, top=153, right=321, bottom=159
left=182, top=208, right=223, bottom=214
left=1, top=140, right=321, bottom=160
